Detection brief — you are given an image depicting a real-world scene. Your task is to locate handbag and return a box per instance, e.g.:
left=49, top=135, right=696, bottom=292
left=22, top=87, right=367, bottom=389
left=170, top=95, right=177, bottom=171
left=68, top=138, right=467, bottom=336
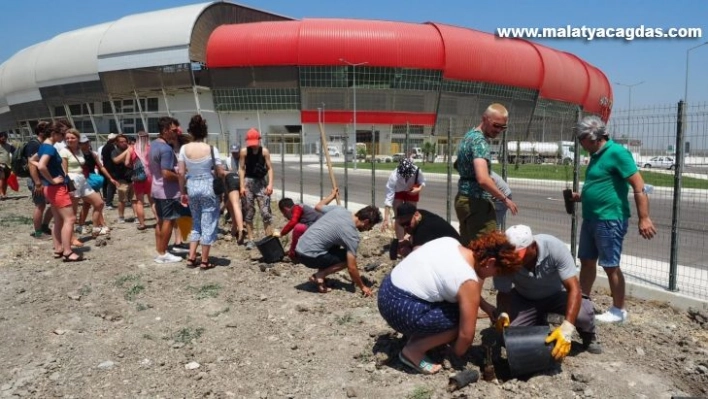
left=132, top=157, right=147, bottom=182
left=66, top=176, right=76, bottom=192
left=210, top=145, right=225, bottom=196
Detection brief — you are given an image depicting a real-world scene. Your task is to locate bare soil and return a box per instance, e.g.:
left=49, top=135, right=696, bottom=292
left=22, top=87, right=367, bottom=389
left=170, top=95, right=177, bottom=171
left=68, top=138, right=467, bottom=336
left=1, top=190, right=707, bottom=399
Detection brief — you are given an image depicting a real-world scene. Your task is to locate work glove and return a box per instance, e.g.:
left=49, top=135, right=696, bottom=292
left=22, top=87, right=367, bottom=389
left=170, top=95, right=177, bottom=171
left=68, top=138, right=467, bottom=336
left=545, top=320, right=576, bottom=361
left=272, top=231, right=281, bottom=238
left=495, top=312, right=510, bottom=332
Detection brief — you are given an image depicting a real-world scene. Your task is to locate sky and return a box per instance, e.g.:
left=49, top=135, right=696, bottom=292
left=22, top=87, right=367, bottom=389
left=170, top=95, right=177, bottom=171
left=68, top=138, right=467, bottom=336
left=0, top=0, right=707, bottom=111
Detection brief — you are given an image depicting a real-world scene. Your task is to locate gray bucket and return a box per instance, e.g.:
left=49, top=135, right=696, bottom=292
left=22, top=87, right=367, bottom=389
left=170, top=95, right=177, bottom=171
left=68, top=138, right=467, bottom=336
left=504, top=326, right=555, bottom=377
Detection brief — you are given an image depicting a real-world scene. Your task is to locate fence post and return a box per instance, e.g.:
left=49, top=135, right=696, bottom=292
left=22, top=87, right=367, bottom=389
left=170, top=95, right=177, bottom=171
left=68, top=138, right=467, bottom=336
left=281, top=133, right=285, bottom=199
left=371, top=125, right=376, bottom=206
left=570, top=107, right=582, bottom=259
left=344, top=133, right=349, bottom=209
left=669, top=100, right=685, bottom=292
left=299, top=129, right=303, bottom=204
left=446, top=118, right=453, bottom=223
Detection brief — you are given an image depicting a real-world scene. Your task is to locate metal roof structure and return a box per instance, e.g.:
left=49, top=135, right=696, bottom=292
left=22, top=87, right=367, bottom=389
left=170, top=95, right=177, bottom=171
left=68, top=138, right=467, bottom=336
left=207, top=19, right=613, bottom=116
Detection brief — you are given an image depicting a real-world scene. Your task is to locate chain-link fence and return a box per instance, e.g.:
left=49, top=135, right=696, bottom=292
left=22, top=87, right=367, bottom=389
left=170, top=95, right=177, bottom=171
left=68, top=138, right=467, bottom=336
left=260, top=101, right=708, bottom=302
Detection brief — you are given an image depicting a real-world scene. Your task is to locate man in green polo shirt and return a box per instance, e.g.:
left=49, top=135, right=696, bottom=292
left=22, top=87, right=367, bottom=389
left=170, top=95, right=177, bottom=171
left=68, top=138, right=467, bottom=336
left=454, top=103, right=518, bottom=245
left=570, top=115, right=656, bottom=323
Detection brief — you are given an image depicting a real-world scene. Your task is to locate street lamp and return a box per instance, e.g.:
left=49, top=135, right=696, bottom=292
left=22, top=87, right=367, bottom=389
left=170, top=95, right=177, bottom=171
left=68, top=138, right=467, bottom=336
left=340, top=58, right=368, bottom=170
left=614, top=81, right=644, bottom=136
left=684, top=41, right=708, bottom=107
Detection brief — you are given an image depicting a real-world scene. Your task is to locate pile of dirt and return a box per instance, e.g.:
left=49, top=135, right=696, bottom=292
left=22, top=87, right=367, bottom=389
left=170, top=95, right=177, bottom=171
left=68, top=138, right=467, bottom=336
left=0, top=191, right=706, bottom=398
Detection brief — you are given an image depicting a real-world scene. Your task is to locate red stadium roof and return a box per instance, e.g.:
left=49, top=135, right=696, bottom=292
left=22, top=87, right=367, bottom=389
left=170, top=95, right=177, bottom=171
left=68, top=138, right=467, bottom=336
left=207, top=19, right=612, bottom=117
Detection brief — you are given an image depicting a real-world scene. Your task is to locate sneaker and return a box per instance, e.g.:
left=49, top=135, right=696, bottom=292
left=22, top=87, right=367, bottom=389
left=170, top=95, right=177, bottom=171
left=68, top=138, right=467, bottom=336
left=154, top=253, right=182, bottom=264
left=245, top=240, right=255, bottom=250
left=117, top=217, right=126, bottom=224
left=595, top=306, right=627, bottom=323
left=81, top=226, right=92, bottom=235
left=41, top=225, right=52, bottom=235
left=580, top=332, right=603, bottom=354
left=105, top=204, right=115, bottom=210
left=170, top=243, right=190, bottom=253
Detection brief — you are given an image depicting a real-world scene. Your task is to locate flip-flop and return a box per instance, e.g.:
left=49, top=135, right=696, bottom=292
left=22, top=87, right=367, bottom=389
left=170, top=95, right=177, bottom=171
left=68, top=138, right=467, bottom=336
left=398, top=352, right=440, bottom=375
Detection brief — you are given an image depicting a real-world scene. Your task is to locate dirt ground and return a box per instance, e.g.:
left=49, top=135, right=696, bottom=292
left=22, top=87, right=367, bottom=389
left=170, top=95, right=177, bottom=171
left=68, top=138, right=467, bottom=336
left=1, top=188, right=707, bottom=399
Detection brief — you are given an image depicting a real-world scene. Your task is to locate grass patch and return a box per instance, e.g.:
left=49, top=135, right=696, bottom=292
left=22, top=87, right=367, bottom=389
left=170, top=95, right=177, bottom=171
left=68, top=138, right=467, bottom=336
left=124, top=284, right=145, bottom=301
left=173, top=327, right=205, bottom=344
left=135, top=303, right=150, bottom=311
left=333, top=162, right=708, bottom=189
left=78, top=284, right=92, bottom=296
left=115, top=274, right=141, bottom=288
left=407, top=387, right=433, bottom=399
left=207, top=307, right=230, bottom=318
left=191, top=284, right=222, bottom=300
left=335, top=313, right=354, bottom=325
left=0, top=215, right=33, bottom=227
left=142, top=334, right=155, bottom=341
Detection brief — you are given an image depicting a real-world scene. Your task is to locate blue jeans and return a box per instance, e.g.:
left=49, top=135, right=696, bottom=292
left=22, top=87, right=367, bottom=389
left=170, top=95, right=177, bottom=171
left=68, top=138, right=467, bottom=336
left=186, top=174, right=220, bottom=246
left=578, top=219, right=629, bottom=267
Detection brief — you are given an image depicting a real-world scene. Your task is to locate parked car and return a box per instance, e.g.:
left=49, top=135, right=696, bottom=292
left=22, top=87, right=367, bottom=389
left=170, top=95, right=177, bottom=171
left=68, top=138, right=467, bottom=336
left=392, top=153, right=406, bottom=162
left=328, top=148, right=340, bottom=157
left=642, top=156, right=675, bottom=170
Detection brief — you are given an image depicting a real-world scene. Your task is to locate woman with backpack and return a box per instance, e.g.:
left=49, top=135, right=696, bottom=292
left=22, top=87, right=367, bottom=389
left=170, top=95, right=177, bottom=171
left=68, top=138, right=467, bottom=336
left=77, top=134, right=117, bottom=236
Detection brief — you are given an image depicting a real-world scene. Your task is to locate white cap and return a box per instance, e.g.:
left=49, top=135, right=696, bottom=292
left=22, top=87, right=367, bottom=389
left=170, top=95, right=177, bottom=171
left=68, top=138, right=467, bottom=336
left=505, top=225, right=533, bottom=259
left=79, top=134, right=90, bottom=143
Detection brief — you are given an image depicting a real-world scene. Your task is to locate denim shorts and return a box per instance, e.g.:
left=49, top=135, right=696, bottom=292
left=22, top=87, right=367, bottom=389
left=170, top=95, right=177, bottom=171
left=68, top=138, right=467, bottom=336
left=578, top=219, right=629, bottom=267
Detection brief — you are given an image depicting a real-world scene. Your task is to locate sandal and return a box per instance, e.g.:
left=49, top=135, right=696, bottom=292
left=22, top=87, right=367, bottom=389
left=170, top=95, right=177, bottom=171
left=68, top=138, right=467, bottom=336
left=309, top=274, right=332, bottom=293
left=53, top=251, right=63, bottom=259
left=62, top=252, right=85, bottom=262
left=186, top=257, right=198, bottom=268
left=199, top=261, right=215, bottom=270
left=398, top=352, right=441, bottom=375
left=137, top=225, right=147, bottom=231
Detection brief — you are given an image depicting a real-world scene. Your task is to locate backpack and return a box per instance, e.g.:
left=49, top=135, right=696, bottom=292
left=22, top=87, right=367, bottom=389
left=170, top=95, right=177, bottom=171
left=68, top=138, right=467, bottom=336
left=11, top=139, right=36, bottom=178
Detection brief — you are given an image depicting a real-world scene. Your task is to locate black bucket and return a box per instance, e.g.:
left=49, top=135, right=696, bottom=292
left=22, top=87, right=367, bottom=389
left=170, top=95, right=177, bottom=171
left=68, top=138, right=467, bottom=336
left=504, top=326, right=555, bottom=377
left=256, top=236, right=285, bottom=263
left=562, top=189, right=574, bottom=214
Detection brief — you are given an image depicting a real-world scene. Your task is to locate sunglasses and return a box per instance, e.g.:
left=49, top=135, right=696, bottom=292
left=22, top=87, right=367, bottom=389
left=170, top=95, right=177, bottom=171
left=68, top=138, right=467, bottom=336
left=492, top=123, right=508, bottom=130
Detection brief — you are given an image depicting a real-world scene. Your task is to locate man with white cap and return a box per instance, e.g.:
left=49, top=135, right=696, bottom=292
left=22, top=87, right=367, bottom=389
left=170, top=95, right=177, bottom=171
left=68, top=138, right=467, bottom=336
left=493, top=225, right=601, bottom=361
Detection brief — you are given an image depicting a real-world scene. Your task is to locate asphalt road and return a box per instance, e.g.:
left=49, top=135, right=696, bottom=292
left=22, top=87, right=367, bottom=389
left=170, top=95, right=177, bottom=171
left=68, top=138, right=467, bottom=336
left=274, top=161, right=707, bottom=271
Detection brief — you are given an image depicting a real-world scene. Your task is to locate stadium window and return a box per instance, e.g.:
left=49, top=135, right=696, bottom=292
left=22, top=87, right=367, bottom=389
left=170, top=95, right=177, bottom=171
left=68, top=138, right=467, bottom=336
left=54, top=106, right=66, bottom=117
left=69, top=104, right=83, bottom=115
left=147, top=98, right=159, bottom=112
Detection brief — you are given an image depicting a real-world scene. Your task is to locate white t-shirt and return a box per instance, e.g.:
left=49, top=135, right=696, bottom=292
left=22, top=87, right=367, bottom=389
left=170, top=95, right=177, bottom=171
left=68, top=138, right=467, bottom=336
left=391, top=237, right=478, bottom=303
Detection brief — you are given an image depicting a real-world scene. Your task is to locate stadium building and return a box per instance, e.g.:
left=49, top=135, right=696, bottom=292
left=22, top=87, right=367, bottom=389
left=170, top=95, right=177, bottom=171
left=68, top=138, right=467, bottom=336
left=0, top=1, right=612, bottom=157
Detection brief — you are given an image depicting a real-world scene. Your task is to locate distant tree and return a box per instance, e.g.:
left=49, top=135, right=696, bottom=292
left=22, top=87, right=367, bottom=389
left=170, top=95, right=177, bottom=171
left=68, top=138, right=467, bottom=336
left=421, top=142, right=436, bottom=163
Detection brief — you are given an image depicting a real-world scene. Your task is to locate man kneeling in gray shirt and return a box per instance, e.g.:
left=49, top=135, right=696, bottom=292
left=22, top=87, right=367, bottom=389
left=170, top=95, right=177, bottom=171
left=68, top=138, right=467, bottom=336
left=295, top=188, right=382, bottom=297
left=492, top=225, right=602, bottom=362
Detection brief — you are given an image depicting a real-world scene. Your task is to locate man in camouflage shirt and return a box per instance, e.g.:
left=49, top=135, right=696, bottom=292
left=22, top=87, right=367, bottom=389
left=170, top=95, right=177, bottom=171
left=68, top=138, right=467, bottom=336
left=455, top=103, right=518, bottom=244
